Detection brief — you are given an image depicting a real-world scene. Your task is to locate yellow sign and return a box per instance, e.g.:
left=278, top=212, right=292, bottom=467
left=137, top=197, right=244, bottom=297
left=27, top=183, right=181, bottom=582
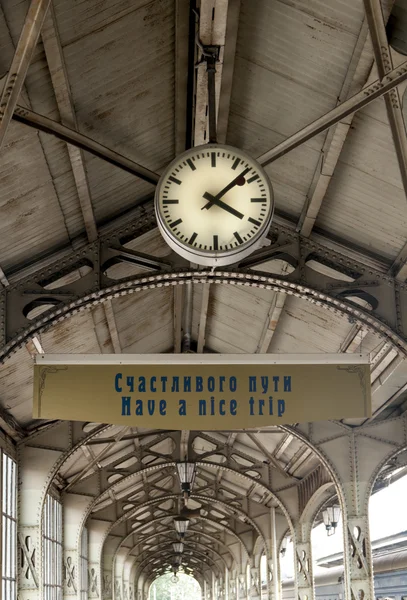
left=33, top=355, right=371, bottom=429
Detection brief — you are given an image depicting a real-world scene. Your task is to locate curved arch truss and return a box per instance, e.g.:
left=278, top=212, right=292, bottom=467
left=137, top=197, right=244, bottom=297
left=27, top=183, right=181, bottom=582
left=2, top=209, right=407, bottom=362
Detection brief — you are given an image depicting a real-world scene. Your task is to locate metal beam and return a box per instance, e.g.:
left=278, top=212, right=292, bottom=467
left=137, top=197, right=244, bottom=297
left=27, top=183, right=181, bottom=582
left=173, top=286, right=183, bottom=354
left=197, top=284, right=211, bottom=353
left=298, top=22, right=373, bottom=236
left=12, top=106, right=160, bottom=185
left=256, top=293, right=286, bottom=354
left=216, top=0, right=241, bottom=143
left=41, top=5, right=97, bottom=242
left=363, top=0, right=407, bottom=199
left=340, top=324, right=369, bottom=354
left=0, top=0, right=51, bottom=147
left=258, top=59, right=407, bottom=167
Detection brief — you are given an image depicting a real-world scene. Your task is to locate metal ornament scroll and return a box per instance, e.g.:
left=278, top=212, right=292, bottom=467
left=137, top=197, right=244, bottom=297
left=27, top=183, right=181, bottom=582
left=33, top=355, right=371, bottom=429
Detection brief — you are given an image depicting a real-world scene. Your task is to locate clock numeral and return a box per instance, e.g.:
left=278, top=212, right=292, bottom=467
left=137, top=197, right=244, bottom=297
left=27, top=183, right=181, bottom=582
left=232, top=158, right=240, bottom=170
left=213, top=235, right=219, bottom=251
left=189, top=232, right=198, bottom=245
left=234, top=232, right=243, bottom=244
left=211, top=152, right=217, bottom=168
left=169, top=219, right=183, bottom=229
left=247, top=174, right=259, bottom=184
left=187, top=159, right=196, bottom=171
left=163, top=200, right=179, bottom=205
left=169, top=175, right=182, bottom=185
left=248, top=217, right=261, bottom=227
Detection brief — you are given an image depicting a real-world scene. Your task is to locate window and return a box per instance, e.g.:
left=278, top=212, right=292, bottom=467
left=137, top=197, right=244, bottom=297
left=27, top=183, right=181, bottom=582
left=80, top=527, right=88, bottom=600
left=43, top=495, right=63, bottom=600
left=2, top=452, right=17, bottom=599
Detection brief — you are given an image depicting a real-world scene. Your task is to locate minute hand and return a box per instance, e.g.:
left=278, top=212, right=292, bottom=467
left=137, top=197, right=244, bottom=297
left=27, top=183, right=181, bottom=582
left=203, top=167, right=251, bottom=210
left=202, top=192, right=244, bottom=219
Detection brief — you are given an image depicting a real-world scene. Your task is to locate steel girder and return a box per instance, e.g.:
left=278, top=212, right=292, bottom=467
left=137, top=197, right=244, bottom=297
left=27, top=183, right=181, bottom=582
left=2, top=209, right=407, bottom=362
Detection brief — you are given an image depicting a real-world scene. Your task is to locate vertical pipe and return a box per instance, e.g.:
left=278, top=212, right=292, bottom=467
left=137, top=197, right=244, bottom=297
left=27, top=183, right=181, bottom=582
left=182, top=282, right=193, bottom=352
left=207, top=58, right=218, bottom=144
left=270, top=508, right=280, bottom=600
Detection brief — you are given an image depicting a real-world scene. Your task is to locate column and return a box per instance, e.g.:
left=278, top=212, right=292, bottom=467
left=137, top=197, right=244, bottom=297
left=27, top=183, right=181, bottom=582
left=269, top=508, right=280, bottom=600
left=88, top=519, right=111, bottom=599
left=293, top=522, right=314, bottom=600
left=63, top=493, right=93, bottom=599
left=18, top=445, right=63, bottom=600
left=343, top=511, right=374, bottom=600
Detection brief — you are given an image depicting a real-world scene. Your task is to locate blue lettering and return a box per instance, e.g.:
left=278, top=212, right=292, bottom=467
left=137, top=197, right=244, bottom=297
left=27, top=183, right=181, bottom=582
left=273, top=376, right=279, bottom=392
left=171, top=377, right=179, bottom=392
left=249, top=397, right=255, bottom=415
left=219, top=399, right=226, bottom=416
left=219, top=376, right=226, bottom=392
left=138, top=377, right=146, bottom=393
left=121, top=396, right=130, bottom=416
left=135, top=399, right=143, bottom=416
left=284, top=376, right=292, bottom=392
left=126, top=376, right=134, bottom=393
left=115, top=373, right=122, bottom=393
left=150, top=377, right=157, bottom=393
left=159, top=400, right=167, bottom=415
left=230, top=377, right=237, bottom=392
left=230, top=399, right=237, bottom=415
left=196, top=376, right=203, bottom=392
left=259, top=398, right=265, bottom=415
left=269, top=397, right=273, bottom=415
left=249, top=377, right=257, bottom=392
left=184, top=377, right=191, bottom=392
left=278, top=399, right=285, bottom=417
left=199, top=399, right=206, bottom=415
left=208, top=377, right=215, bottom=392
left=261, top=376, right=268, bottom=394
left=179, top=399, right=187, bottom=416
left=161, top=376, right=167, bottom=392
left=148, top=400, right=155, bottom=415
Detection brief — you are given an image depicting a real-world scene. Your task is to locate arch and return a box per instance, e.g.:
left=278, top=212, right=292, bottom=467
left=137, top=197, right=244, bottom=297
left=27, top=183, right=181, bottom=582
left=135, top=546, right=224, bottom=576
left=2, top=269, right=406, bottom=363
left=299, top=482, right=336, bottom=526
left=121, top=529, right=236, bottom=576
left=109, top=513, right=251, bottom=561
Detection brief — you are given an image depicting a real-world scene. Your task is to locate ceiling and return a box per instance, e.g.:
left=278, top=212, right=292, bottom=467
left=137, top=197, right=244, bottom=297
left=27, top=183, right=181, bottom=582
left=1, top=0, right=407, bottom=584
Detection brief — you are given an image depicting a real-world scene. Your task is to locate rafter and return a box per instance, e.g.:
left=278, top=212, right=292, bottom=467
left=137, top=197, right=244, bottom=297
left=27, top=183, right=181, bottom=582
left=0, top=0, right=51, bottom=147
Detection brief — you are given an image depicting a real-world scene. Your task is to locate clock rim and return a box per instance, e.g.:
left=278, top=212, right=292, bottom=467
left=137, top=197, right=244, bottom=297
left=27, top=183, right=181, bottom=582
left=154, top=143, right=274, bottom=266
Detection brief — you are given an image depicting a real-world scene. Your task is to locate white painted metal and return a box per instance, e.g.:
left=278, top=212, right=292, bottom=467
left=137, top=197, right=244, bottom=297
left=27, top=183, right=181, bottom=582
left=35, top=353, right=369, bottom=365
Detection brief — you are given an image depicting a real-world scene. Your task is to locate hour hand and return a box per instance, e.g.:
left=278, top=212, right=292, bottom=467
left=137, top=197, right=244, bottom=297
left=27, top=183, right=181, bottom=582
left=202, top=192, right=244, bottom=220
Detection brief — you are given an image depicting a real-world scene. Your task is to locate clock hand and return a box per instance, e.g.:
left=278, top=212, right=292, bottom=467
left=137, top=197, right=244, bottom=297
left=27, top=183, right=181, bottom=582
left=201, top=192, right=244, bottom=220
left=203, top=167, right=251, bottom=210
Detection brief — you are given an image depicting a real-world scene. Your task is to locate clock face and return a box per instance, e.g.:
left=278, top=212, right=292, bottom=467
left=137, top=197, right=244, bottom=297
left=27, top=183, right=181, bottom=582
left=155, top=144, right=274, bottom=266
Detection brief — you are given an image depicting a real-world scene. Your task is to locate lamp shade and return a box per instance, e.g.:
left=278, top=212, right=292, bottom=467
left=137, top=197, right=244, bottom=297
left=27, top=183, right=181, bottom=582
left=174, top=516, right=190, bottom=535
left=322, top=509, right=331, bottom=529
left=332, top=505, right=341, bottom=527
left=280, top=537, right=288, bottom=556
left=173, top=542, right=184, bottom=554
left=177, top=462, right=196, bottom=493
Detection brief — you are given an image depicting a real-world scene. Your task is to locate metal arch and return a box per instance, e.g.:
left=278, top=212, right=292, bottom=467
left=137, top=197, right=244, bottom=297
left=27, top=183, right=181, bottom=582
left=3, top=218, right=407, bottom=362
left=107, top=513, right=251, bottom=561
left=125, top=528, right=237, bottom=567
left=299, top=481, right=336, bottom=526
left=134, top=542, right=227, bottom=574
left=82, top=459, right=293, bottom=541
left=105, top=492, right=265, bottom=544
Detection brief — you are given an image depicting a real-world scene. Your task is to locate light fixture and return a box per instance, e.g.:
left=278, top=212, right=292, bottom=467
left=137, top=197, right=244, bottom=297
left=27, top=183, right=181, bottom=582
left=322, top=505, right=341, bottom=536
left=174, top=516, right=190, bottom=537
left=173, top=542, right=184, bottom=554
left=176, top=462, right=196, bottom=499
left=174, top=554, right=182, bottom=566
left=280, top=537, right=288, bottom=557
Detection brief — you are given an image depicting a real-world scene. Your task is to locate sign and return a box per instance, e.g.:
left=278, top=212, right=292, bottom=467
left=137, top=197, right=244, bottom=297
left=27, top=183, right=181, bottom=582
left=33, top=355, right=371, bottom=429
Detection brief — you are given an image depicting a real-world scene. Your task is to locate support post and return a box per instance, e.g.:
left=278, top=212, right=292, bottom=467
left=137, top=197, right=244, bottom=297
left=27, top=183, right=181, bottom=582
left=293, top=522, right=315, bottom=600
left=269, top=508, right=280, bottom=600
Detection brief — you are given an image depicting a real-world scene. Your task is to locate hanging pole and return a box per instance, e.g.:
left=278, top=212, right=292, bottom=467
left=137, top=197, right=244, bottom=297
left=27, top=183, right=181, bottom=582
left=205, top=47, right=219, bottom=144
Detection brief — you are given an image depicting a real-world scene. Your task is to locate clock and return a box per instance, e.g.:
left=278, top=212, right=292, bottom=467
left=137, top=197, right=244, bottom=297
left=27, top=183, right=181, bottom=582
left=155, top=144, right=274, bottom=266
